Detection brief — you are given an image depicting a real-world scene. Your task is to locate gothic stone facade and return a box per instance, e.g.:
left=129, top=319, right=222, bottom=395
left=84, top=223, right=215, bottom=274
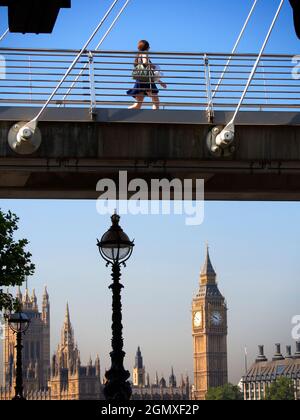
left=1, top=290, right=102, bottom=400
left=49, top=303, right=102, bottom=400
left=131, top=347, right=190, bottom=400
left=2, top=287, right=50, bottom=393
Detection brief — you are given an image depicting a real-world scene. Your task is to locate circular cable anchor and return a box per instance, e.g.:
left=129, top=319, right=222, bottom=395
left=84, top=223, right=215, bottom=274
left=8, top=122, right=42, bottom=155
left=206, top=126, right=236, bottom=157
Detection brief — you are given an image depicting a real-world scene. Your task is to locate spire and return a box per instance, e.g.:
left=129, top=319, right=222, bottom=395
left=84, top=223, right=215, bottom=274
left=42, top=286, right=50, bottom=325
left=43, top=286, right=49, bottom=302
left=159, top=375, right=166, bottom=388
left=24, top=287, right=30, bottom=301
left=134, top=346, right=143, bottom=369
left=31, top=289, right=37, bottom=308
left=169, top=367, right=177, bottom=388
left=61, top=303, right=74, bottom=347
left=16, top=286, right=22, bottom=302
left=65, top=303, right=71, bottom=325
left=200, top=244, right=217, bottom=285
left=95, top=355, right=101, bottom=377
left=23, top=286, right=31, bottom=308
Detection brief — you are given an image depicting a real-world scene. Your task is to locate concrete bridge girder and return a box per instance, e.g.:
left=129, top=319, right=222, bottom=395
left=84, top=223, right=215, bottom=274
left=0, top=108, right=300, bottom=200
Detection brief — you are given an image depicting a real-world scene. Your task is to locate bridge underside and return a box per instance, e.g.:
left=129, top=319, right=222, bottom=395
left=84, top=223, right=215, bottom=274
left=1, top=108, right=300, bottom=201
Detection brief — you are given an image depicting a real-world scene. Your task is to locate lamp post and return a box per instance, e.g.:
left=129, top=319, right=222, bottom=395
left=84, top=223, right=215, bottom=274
left=97, top=213, right=134, bottom=401
left=7, top=311, right=30, bottom=400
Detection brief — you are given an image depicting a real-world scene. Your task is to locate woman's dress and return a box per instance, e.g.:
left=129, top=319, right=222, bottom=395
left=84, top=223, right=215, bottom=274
left=127, top=54, right=159, bottom=97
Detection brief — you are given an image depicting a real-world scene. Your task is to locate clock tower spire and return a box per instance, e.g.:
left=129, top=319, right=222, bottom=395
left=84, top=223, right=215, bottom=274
left=192, top=245, right=228, bottom=400
left=200, top=244, right=217, bottom=285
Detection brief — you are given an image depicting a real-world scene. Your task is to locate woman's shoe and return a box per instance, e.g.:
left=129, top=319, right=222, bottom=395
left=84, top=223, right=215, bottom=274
left=128, top=104, right=141, bottom=110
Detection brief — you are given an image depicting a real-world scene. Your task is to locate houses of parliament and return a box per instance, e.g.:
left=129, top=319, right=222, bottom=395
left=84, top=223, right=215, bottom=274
left=0, top=247, right=228, bottom=400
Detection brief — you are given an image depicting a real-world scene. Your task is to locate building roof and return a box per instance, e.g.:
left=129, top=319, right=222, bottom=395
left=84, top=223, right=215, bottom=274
left=197, top=284, right=224, bottom=299
left=201, top=246, right=216, bottom=278
left=243, top=354, right=300, bottom=382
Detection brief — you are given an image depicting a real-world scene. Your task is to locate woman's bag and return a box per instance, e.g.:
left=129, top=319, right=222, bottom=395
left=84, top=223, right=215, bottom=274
left=132, top=63, right=155, bottom=82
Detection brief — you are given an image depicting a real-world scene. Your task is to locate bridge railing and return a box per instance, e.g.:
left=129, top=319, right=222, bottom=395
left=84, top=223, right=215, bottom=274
left=0, top=48, right=299, bottom=114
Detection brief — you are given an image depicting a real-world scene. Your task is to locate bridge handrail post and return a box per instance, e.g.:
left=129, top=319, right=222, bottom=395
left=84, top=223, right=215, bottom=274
left=204, top=54, right=214, bottom=124
left=261, top=60, right=269, bottom=108
left=88, top=51, right=97, bottom=120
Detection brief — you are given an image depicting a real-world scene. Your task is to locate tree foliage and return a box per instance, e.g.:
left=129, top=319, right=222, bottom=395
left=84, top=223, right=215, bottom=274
left=265, top=377, right=295, bottom=401
left=0, top=209, right=35, bottom=311
left=206, top=383, right=244, bottom=401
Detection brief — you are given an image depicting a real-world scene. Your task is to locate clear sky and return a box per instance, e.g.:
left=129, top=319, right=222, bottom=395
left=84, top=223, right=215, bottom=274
left=1, top=0, right=300, bottom=385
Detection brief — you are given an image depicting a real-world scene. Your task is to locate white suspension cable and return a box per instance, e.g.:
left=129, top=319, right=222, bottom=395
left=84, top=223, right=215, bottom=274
left=26, top=0, right=120, bottom=129
left=61, top=0, right=131, bottom=104
left=229, top=0, right=284, bottom=126
left=212, top=0, right=259, bottom=100
left=215, top=0, right=285, bottom=149
left=0, top=28, right=9, bottom=42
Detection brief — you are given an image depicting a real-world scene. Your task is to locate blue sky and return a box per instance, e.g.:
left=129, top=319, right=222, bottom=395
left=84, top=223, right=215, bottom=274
left=1, top=0, right=300, bottom=385
left=1, top=0, right=298, bottom=53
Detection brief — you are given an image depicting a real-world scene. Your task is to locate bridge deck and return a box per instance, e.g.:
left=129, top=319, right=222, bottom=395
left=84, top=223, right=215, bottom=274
left=0, top=48, right=300, bottom=201
left=1, top=108, right=300, bottom=201
left=1, top=107, right=300, bottom=126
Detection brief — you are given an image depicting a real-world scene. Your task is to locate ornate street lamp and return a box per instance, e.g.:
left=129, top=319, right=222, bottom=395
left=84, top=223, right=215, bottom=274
left=7, top=311, right=30, bottom=400
left=97, top=213, right=134, bottom=401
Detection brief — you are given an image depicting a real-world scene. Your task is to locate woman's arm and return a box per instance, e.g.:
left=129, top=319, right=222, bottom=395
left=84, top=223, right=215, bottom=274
left=159, top=81, right=167, bottom=88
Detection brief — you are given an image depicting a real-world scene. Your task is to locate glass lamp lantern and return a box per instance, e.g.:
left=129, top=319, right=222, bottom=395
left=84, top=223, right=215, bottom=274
left=8, top=312, right=30, bottom=334
left=97, top=213, right=134, bottom=265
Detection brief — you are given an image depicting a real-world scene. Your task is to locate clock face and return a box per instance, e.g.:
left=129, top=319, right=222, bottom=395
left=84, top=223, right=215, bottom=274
left=194, top=311, right=202, bottom=328
left=211, top=311, right=222, bottom=326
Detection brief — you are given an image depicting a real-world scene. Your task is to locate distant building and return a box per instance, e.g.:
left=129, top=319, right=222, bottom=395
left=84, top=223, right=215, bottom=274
left=192, top=246, right=228, bottom=400
left=242, top=343, right=300, bottom=400
left=2, top=287, right=50, bottom=393
left=0, top=290, right=102, bottom=400
left=133, top=346, right=145, bottom=387
left=131, top=347, right=190, bottom=400
left=49, top=303, right=102, bottom=400
left=0, top=287, right=198, bottom=401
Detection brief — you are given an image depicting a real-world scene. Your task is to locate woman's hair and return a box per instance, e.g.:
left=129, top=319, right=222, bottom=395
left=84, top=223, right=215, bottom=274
left=135, top=40, right=150, bottom=66
left=138, top=40, right=150, bottom=51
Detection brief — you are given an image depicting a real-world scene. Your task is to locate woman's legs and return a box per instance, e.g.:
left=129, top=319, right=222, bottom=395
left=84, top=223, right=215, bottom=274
left=128, top=94, right=145, bottom=109
left=149, top=92, right=160, bottom=110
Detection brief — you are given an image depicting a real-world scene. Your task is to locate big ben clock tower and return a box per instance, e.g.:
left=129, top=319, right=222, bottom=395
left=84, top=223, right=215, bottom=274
left=192, top=246, right=228, bottom=400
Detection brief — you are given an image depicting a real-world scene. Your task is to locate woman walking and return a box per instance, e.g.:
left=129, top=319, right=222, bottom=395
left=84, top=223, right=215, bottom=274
left=127, top=40, right=167, bottom=110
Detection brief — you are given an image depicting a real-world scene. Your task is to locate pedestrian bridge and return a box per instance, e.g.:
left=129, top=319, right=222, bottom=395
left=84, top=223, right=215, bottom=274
left=0, top=48, right=300, bottom=200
